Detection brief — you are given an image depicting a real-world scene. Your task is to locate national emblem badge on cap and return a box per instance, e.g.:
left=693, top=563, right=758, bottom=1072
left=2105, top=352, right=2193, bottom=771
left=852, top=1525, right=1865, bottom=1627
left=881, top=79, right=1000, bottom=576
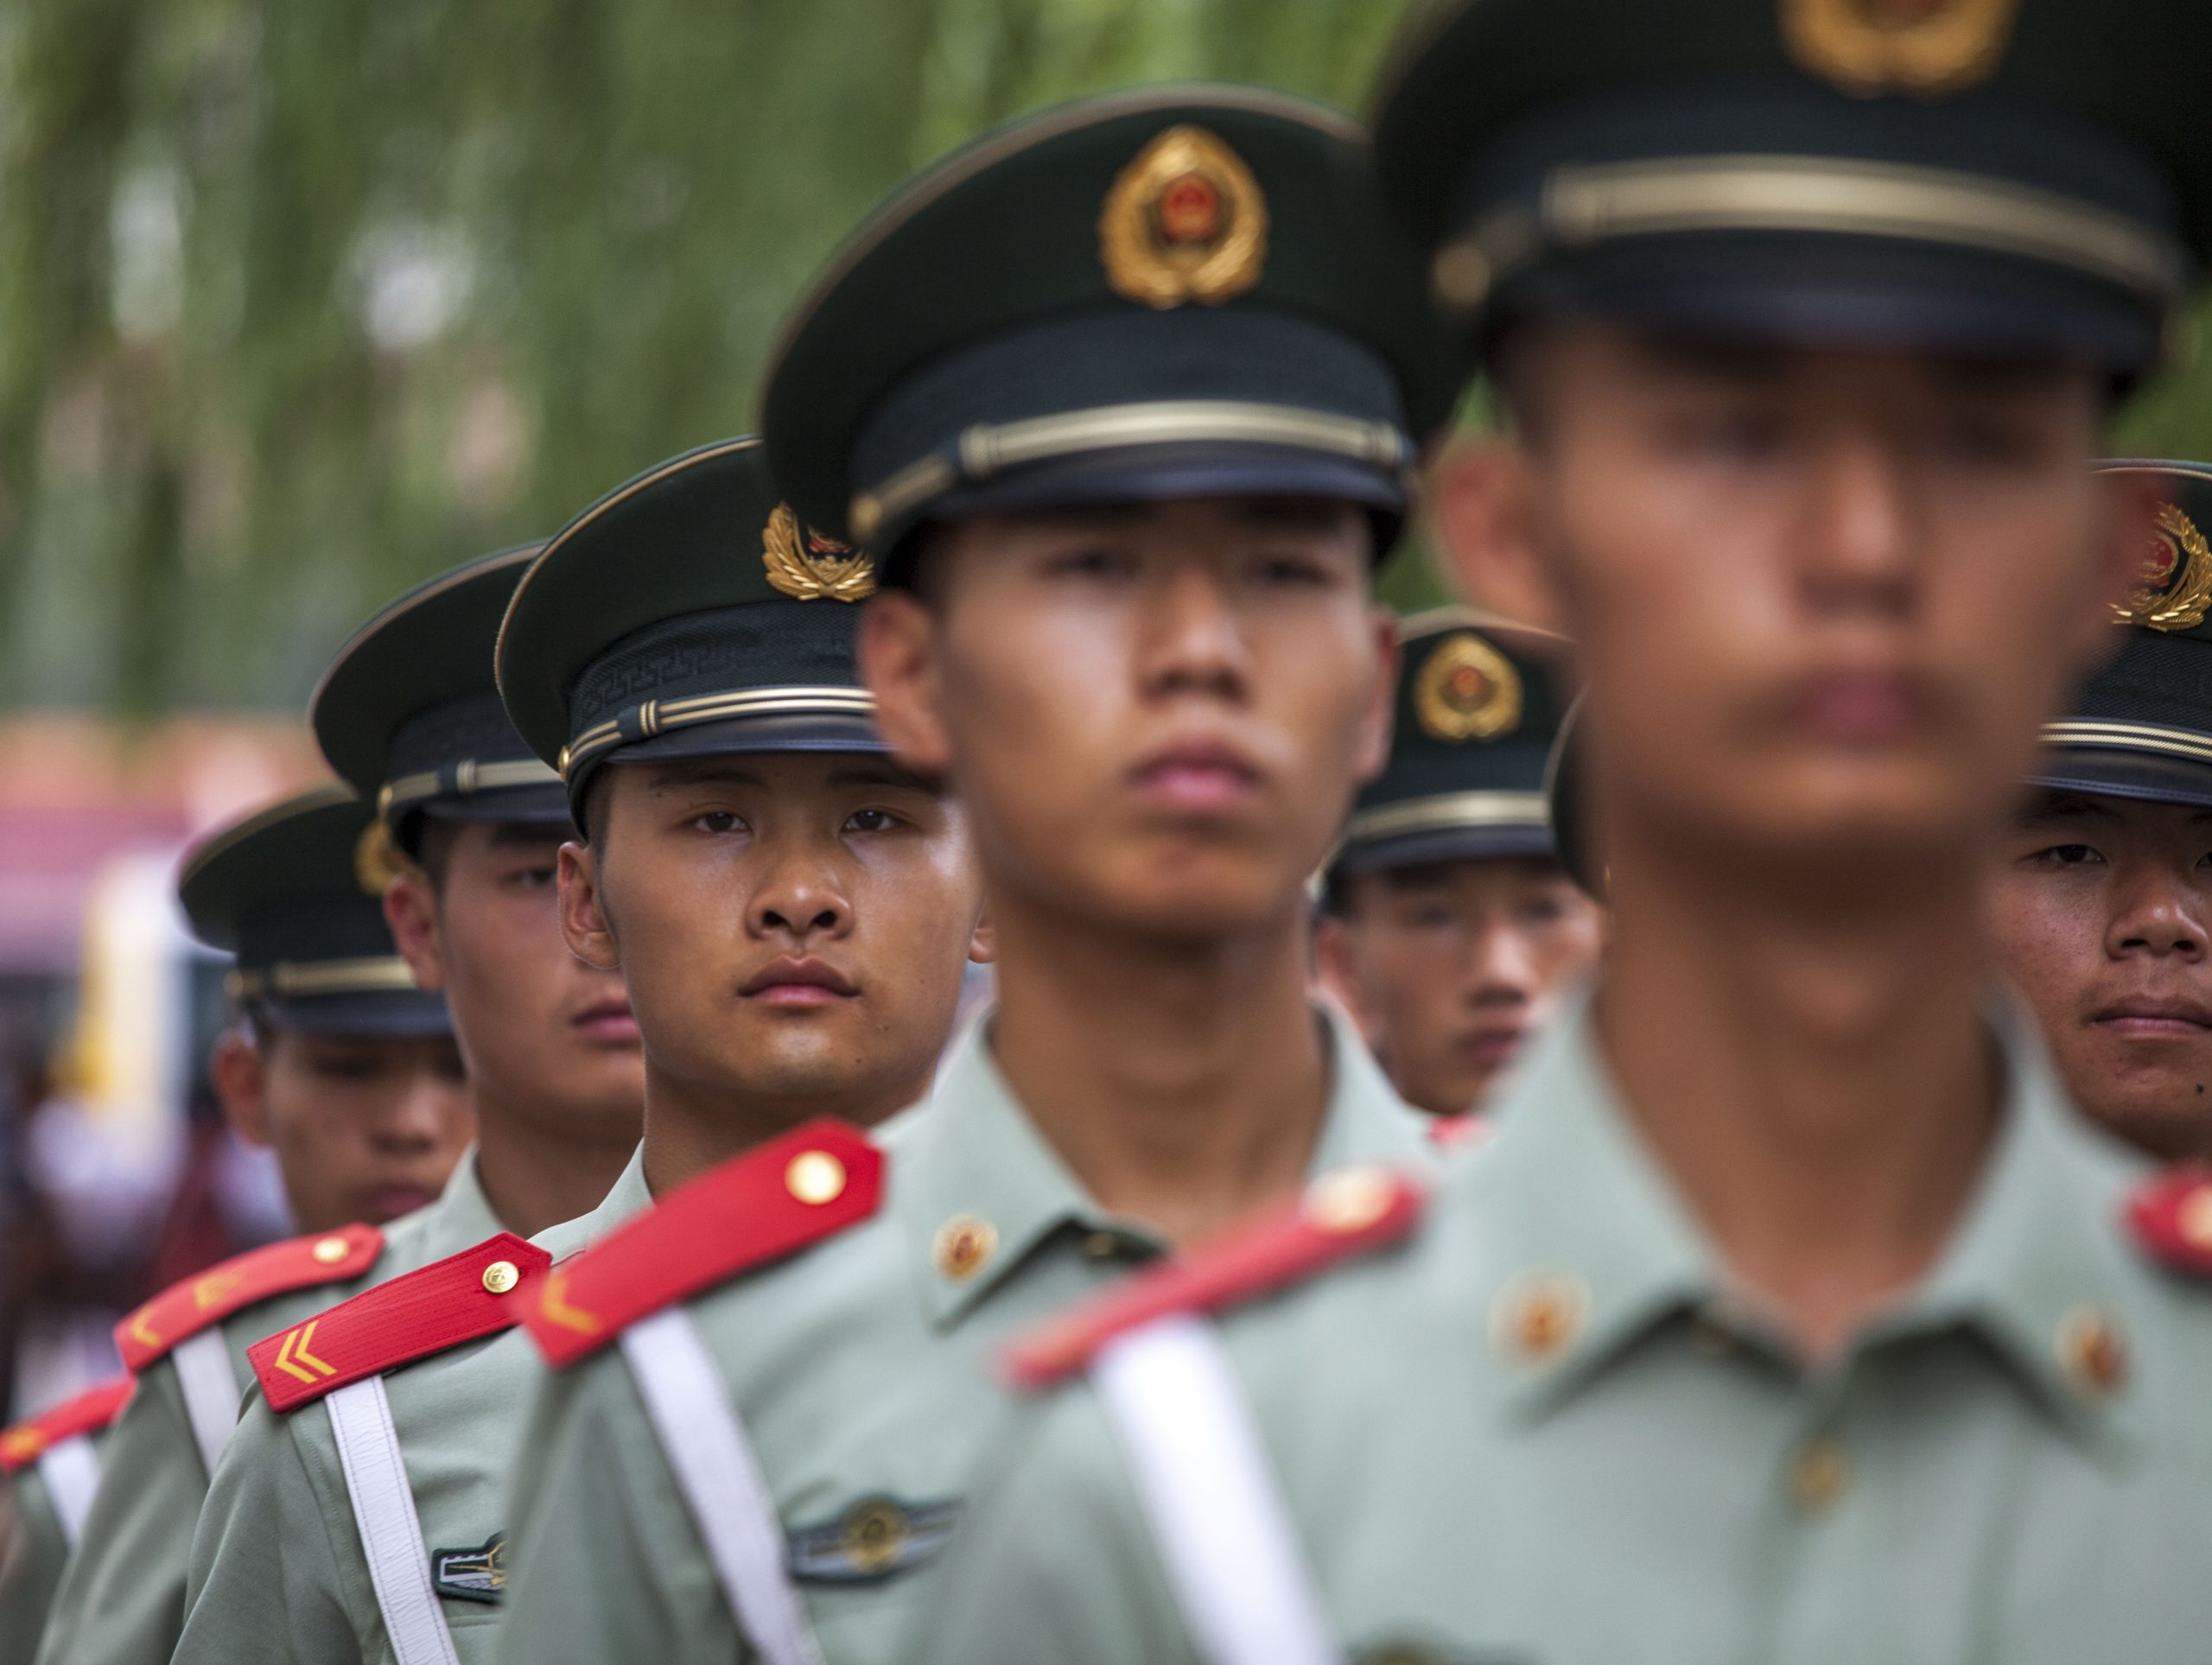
left=1783, top=0, right=2022, bottom=97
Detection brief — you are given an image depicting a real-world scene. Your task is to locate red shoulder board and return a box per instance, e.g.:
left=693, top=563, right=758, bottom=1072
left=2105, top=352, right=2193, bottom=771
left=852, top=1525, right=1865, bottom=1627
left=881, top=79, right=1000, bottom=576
left=116, top=1223, right=384, bottom=1371
left=2125, top=1165, right=2212, bottom=1276
left=1428, top=1112, right=1492, bottom=1153
left=247, top=1232, right=548, bottom=1414
left=0, top=1376, right=134, bottom=1474
left=1003, top=1165, right=1426, bottom=1392
left=523, top=1119, right=882, bottom=1369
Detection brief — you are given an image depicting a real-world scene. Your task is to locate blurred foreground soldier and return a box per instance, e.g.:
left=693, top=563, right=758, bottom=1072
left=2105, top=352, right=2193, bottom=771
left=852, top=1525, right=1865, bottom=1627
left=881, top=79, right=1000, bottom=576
left=1992, top=459, right=2212, bottom=1162
left=177, top=439, right=988, bottom=1665
left=168, top=550, right=652, bottom=1664
left=492, top=89, right=1444, bottom=1665
left=35, top=788, right=471, bottom=1665
left=1315, top=609, right=1599, bottom=1114
left=919, top=5, right=2212, bottom=1662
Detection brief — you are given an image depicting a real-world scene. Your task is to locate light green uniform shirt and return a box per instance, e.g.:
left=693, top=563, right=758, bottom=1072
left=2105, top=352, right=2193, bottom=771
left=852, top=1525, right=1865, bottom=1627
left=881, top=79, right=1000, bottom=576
left=918, top=1001, right=2212, bottom=1665
left=35, top=1151, right=504, bottom=1665
left=172, top=1147, right=652, bottom=1665
left=1, top=1424, right=112, bottom=1664
left=492, top=1007, right=1432, bottom=1665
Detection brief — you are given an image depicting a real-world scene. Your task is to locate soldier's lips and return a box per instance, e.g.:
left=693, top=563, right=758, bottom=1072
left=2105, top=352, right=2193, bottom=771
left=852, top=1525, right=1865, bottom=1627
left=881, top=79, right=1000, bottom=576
left=741, top=957, right=859, bottom=1007
left=1459, top=1025, right=1527, bottom=1071
left=1128, top=738, right=1263, bottom=814
left=366, top=1184, right=440, bottom=1222
left=569, top=998, right=640, bottom=1043
left=2091, top=995, right=2212, bottom=1038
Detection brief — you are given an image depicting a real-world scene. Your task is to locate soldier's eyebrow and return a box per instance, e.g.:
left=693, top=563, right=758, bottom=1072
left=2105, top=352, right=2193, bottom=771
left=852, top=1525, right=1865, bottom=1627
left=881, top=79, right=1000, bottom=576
left=2010, top=791, right=2122, bottom=830
left=645, top=765, right=766, bottom=794
left=829, top=766, right=938, bottom=794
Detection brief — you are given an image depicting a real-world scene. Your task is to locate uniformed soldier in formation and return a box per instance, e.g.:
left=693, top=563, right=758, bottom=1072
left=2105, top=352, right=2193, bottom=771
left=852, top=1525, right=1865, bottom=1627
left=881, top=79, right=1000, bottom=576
left=32, top=786, right=471, bottom=1665
left=174, top=436, right=990, bottom=1665
left=1, top=1376, right=131, bottom=1662
left=48, top=548, right=649, bottom=1665
left=919, top=3, right=2212, bottom=1661
left=1989, top=459, right=2212, bottom=1162
left=1314, top=609, right=1599, bottom=1115
left=489, top=87, right=1447, bottom=1665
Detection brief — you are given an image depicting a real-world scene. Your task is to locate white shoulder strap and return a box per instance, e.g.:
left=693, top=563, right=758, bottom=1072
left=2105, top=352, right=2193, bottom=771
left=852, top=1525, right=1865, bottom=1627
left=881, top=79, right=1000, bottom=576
left=1091, top=1314, right=1338, bottom=1665
left=36, top=1433, right=102, bottom=1547
left=621, top=1308, right=823, bottom=1665
left=325, top=1376, right=460, bottom=1665
left=171, top=1328, right=240, bottom=1479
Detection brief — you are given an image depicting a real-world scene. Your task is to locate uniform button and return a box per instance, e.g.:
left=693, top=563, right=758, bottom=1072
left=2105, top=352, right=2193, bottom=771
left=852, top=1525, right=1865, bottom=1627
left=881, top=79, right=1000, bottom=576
left=933, top=1214, right=997, bottom=1281
left=1304, top=1166, right=1396, bottom=1235
left=2056, top=1306, right=2129, bottom=1398
left=481, top=1260, right=520, bottom=1295
left=2181, top=1185, right=2212, bottom=1252
left=311, top=1236, right=352, bottom=1266
left=1082, top=1231, right=1123, bottom=1261
left=1488, top=1270, right=1590, bottom=1365
left=785, top=1150, right=848, bottom=1205
left=1789, top=1436, right=1850, bottom=1514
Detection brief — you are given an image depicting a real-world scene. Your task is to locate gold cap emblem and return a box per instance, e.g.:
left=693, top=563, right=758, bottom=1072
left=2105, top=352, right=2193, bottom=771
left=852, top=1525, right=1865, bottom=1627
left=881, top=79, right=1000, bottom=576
left=354, top=819, right=406, bottom=897
left=763, top=504, right=876, bottom=602
left=2113, top=503, right=2212, bottom=632
left=1414, top=633, right=1522, bottom=744
left=1783, top=0, right=2020, bottom=97
left=1099, top=125, right=1268, bottom=309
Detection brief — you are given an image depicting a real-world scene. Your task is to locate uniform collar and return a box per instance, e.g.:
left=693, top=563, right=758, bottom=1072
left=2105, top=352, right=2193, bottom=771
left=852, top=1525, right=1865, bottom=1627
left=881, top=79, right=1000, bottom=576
left=1472, top=995, right=2146, bottom=1453
left=896, top=1001, right=1432, bottom=1330
left=427, top=1146, right=505, bottom=1246
left=532, top=1142, right=653, bottom=1260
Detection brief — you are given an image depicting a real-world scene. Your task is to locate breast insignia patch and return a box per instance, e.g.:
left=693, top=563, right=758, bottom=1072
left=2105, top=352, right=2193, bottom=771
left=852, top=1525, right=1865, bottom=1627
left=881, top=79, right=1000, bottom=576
left=430, top=1532, right=507, bottom=1604
left=785, top=1496, right=961, bottom=1584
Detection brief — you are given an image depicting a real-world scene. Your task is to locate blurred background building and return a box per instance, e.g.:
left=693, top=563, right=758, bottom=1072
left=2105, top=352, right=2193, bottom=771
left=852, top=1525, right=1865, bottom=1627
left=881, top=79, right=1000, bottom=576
left=2, top=0, right=2211, bottom=1420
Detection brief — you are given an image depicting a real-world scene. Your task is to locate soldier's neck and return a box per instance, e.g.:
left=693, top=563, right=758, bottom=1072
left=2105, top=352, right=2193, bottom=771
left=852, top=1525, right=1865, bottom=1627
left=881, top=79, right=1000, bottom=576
left=639, top=1064, right=934, bottom=1198
left=1593, top=836, right=2001, bottom=1363
left=471, top=1080, right=639, bottom=1240
left=985, top=893, right=1331, bottom=1249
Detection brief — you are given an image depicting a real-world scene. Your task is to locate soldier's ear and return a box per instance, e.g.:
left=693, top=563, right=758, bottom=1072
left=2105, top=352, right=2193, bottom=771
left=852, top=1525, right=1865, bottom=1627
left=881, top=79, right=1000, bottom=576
left=384, top=870, right=447, bottom=994
left=558, top=838, right=620, bottom=973
left=210, top=1027, right=271, bottom=1148
left=1429, top=439, right=1567, bottom=637
left=859, top=589, right=954, bottom=778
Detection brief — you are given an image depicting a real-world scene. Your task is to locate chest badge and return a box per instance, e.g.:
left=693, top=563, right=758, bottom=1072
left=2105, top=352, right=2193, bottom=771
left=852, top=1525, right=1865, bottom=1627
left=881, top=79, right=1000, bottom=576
left=1415, top=633, right=1522, bottom=744
left=764, top=504, right=877, bottom=602
left=430, top=1532, right=506, bottom=1604
left=786, top=1496, right=961, bottom=1584
left=1783, top=0, right=2019, bottom=96
left=1099, top=125, right=1268, bottom=309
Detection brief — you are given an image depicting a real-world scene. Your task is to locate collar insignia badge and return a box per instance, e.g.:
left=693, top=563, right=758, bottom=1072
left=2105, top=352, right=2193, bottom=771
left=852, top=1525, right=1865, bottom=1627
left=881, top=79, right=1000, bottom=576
left=1099, top=124, right=1268, bottom=309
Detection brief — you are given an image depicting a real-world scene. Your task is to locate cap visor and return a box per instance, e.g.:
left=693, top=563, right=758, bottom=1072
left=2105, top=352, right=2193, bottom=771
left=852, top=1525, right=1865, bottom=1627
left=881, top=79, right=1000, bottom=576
left=261, top=988, right=454, bottom=1041
left=1332, top=822, right=1558, bottom=880
left=2026, top=748, right=2212, bottom=811
left=915, top=442, right=1404, bottom=533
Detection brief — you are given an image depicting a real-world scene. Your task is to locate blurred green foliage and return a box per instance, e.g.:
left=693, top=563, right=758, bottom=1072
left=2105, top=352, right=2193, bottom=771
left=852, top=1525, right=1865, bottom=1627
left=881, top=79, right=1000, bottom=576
left=1, top=0, right=2207, bottom=711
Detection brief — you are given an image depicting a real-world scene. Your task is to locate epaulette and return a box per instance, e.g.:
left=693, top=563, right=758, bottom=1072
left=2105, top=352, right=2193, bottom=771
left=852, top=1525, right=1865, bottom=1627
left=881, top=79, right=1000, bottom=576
left=116, top=1223, right=384, bottom=1370
left=1003, top=1164, right=1425, bottom=1391
left=2125, top=1165, right=2212, bottom=1276
left=522, top=1119, right=882, bottom=1369
left=1427, top=1112, right=1492, bottom=1153
left=0, top=1376, right=134, bottom=1473
left=248, top=1232, right=548, bottom=1413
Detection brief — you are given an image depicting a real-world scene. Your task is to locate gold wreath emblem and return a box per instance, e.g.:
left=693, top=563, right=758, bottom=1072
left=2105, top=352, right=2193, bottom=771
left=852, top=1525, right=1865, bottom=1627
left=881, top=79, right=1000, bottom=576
left=1414, top=633, right=1522, bottom=744
left=353, top=820, right=406, bottom=896
left=2113, top=504, right=2212, bottom=633
left=1098, top=125, right=1268, bottom=309
left=1782, top=0, right=2019, bottom=96
left=763, top=504, right=876, bottom=602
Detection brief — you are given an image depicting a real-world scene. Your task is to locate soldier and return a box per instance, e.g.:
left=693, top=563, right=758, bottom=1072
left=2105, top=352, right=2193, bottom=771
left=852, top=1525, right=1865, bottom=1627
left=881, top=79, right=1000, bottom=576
left=173, top=436, right=990, bottom=1665
left=45, top=549, right=645, bottom=1665
left=29, top=786, right=470, bottom=1665
left=1314, top=609, right=1599, bottom=1114
left=918, top=3, right=2212, bottom=1662
left=1990, top=459, right=2212, bottom=1162
left=1, top=1378, right=132, bottom=1660
left=490, top=88, right=1447, bottom=1665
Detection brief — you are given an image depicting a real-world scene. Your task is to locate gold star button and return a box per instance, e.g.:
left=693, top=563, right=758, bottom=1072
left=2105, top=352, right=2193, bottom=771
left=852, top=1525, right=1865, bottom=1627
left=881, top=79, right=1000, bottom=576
left=480, top=1260, right=520, bottom=1295
left=1304, top=1166, right=1395, bottom=1235
left=933, top=1215, right=998, bottom=1282
left=785, top=1150, right=848, bottom=1206
left=1790, top=1436, right=1850, bottom=1514
left=1488, top=1270, right=1590, bottom=1365
left=2057, top=1306, right=2129, bottom=1398
left=312, top=1236, right=351, bottom=1266
left=2181, top=1185, right=2212, bottom=1253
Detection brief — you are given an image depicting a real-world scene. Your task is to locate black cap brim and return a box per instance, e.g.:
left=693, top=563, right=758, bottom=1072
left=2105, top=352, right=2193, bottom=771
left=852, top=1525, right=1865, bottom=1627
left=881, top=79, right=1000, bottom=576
left=259, top=988, right=454, bottom=1042
left=1330, top=822, right=1558, bottom=882
left=2026, top=748, right=2212, bottom=812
